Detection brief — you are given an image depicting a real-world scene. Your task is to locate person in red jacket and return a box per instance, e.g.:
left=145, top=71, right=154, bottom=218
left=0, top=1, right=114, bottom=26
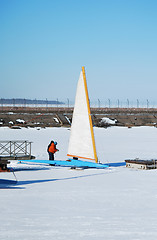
left=47, top=141, right=59, bottom=160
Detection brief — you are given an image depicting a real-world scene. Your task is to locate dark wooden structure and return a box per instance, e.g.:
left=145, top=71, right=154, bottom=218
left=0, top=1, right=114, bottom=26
left=125, top=159, right=157, bottom=170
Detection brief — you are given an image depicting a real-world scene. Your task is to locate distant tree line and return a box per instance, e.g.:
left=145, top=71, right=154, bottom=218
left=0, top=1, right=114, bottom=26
left=0, top=98, right=64, bottom=105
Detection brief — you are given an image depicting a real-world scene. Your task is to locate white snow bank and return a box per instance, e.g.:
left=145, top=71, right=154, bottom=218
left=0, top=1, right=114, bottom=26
left=53, top=117, right=59, bottom=123
left=101, top=117, right=117, bottom=125
left=16, top=119, right=25, bottom=123
left=65, top=115, right=71, bottom=124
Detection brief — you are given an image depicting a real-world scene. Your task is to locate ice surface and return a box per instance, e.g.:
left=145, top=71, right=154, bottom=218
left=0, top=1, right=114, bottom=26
left=0, top=126, right=157, bottom=240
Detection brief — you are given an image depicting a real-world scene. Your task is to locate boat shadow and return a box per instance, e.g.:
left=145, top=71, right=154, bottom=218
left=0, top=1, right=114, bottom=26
left=0, top=179, right=23, bottom=189
left=0, top=171, right=111, bottom=189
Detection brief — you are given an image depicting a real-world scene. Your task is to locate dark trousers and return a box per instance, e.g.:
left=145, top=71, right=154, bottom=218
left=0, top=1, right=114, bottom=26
left=48, top=152, right=54, bottom=160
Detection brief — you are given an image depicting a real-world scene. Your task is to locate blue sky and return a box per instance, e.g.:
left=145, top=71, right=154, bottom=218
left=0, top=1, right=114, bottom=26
left=0, top=0, right=157, bottom=104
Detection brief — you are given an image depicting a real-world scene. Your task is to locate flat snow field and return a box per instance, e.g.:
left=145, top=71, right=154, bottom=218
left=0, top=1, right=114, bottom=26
left=0, top=126, right=157, bottom=240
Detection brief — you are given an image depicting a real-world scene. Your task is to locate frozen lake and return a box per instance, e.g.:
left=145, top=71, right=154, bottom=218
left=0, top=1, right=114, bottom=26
left=0, top=126, right=157, bottom=239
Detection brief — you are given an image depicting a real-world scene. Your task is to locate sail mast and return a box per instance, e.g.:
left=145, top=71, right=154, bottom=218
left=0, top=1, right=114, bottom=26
left=67, top=67, right=98, bottom=163
left=82, top=66, right=98, bottom=163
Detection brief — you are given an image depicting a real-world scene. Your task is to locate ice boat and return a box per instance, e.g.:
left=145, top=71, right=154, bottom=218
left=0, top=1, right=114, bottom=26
left=20, top=67, right=108, bottom=169
left=66, top=66, right=108, bottom=168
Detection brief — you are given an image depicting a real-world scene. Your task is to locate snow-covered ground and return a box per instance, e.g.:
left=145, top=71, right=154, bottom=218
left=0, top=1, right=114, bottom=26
left=0, top=126, right=157, bottom=240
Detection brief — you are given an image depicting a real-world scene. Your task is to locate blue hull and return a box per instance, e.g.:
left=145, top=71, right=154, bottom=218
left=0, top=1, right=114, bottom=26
left=19, top=159, right=109, bottom=169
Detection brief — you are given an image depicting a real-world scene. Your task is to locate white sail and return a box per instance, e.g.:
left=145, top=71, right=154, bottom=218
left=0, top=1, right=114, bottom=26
left=67, top=67, right=98, bottom=162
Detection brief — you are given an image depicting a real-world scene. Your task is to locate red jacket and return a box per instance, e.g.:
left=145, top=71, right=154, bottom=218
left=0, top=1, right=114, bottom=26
left=48, top=142, right=58, bottom=153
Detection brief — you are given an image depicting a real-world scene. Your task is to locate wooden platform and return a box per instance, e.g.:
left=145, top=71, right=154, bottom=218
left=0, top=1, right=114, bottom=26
left=0, top=155, right=35, bottom=161
left=0, top=155, right=35, bottom=172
